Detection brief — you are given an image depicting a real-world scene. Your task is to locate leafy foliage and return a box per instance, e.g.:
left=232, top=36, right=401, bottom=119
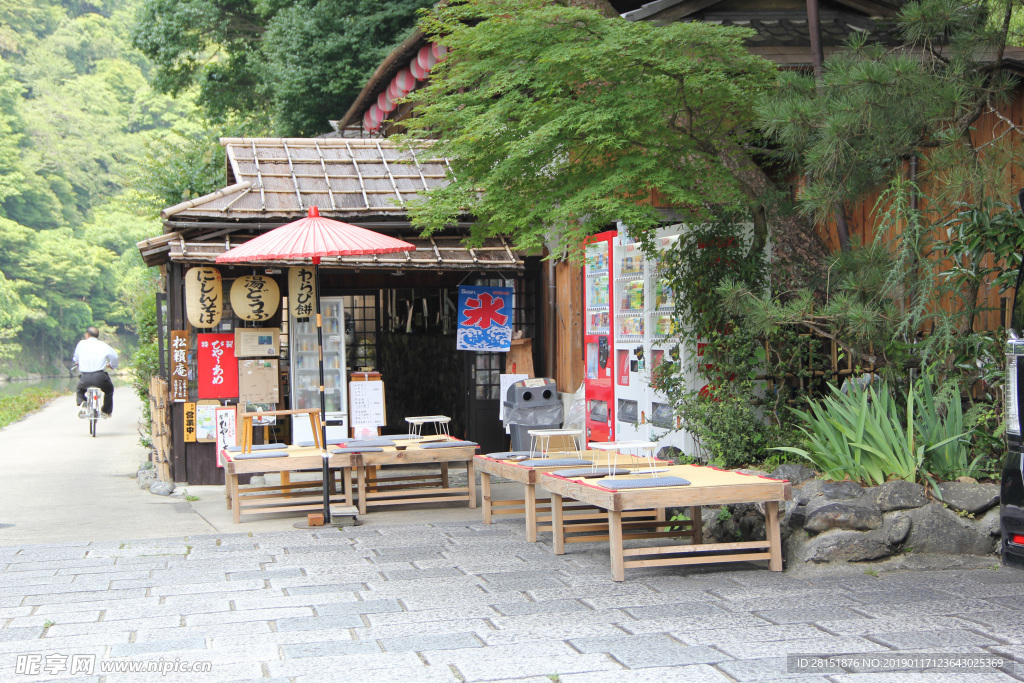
left=399, top=0, right=782, bottom=257
left=0, top=387, right=62, bottom=429
left=132, top=0, right=433, bottom=135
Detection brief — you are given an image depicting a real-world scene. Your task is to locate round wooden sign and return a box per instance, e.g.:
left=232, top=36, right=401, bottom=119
left=288, top=266, right=317, bottom=319
left=184, top=267, right=222, bottom=328
left=230, top=275, right=280, bottom=321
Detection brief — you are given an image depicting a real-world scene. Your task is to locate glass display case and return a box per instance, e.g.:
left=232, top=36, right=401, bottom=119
left=290, top=297, right=348, bottom=444
left=583, top=231, right=616, bottom=441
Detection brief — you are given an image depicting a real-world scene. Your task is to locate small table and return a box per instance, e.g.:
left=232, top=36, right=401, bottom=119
left=540, top=464, right=792, bottom=581
left=237, top=408, right=323, bottom=452
left=587, top=441, right=660, bottom=476
left=405, top=415, right=451, bottom=438
left=527, top=428, right=584, bottom=458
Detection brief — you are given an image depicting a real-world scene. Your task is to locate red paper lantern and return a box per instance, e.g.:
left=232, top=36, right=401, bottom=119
left=395, top=68, right=415, bottom=96
left=367, top=103, right=383, bottom=125
left=377, top=90, right=396, bottom=113
left=410, top=57, right=427, bottom=81
left=363, top=109, right=379, bottom=132
left=432, top=43, right=449, bottom=60
left=417, top=45, right=435, bottom=72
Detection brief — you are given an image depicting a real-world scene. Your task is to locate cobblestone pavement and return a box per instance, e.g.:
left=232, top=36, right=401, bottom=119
left=2, top=521, right=1024, bottom=682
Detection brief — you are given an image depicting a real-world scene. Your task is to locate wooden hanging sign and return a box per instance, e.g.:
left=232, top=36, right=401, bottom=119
left=288, top=266, right=316, bottom=319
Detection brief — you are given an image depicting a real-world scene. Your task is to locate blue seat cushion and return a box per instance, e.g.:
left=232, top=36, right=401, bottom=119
left=296, top=438, right=350, bottom=448
left=518, top=458, right=591, bottom=468
left=330, top=446, right=384, bottom=454
left=383, top=434, right=420, bottom=441
left=232, top=450, right=290, bottom=459
left=550, top=467, right=630, bottom=478
left=418, top=440, right=478, bottom=449
left=598, top=476, right=691, bottom=490
left=225, top=443, right=287, bottom=452
left=485, top=451, right=533, bottom=460
left=346, top=438, right=396, bottom=447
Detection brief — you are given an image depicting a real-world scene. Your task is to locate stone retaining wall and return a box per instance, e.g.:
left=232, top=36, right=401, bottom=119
left=700, top=464, right=1001, bottom=564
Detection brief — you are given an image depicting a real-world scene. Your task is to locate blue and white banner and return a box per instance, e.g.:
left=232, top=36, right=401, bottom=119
left=457, top=286, right=513, bottom=352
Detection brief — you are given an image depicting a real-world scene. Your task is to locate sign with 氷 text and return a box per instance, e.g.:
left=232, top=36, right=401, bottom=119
left=288, top=266, right=316, bottom=319
left=230, top=275, right=280, bottom=322
left=456, top=285, right=513, bottom=352
left=184, top=267, right=222, bottom=328
left=197, top=333, right=238, bottom=399
left=170, top=330, right=189, bottom=402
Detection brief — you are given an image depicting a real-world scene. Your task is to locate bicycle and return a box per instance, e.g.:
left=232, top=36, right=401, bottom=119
left=83, top=387, right=103, bottom=437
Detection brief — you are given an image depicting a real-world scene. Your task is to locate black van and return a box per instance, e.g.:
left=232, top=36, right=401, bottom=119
left=1002, top=190, right=1024, bottom=567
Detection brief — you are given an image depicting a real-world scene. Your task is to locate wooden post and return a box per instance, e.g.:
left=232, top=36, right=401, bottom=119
left=766, top=501, right=783, bottom=571
left=481, top=470, right=492, bottom=524
left=525, top=484, right=538, bottom=543
left=552, top=493, right=565, bottom=555
left=356, top=463, right=367, bottom=515
left=467, top=458, right=477, bottom=509
left=609, top=510, right=625, bottom=581
left=691, top=505, right=703, bottom=545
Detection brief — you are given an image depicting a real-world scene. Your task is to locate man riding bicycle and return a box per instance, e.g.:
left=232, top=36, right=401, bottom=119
left=73, top=326, right=119, bottom=418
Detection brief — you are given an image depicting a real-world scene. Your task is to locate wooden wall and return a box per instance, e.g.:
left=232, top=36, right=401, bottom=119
left=554, top=260, right=584, bottom=394
left=814, top=87, right=1024, bottom=334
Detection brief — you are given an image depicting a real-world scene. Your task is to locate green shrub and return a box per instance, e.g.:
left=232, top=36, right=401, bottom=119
left=775, top=379, right=963, bottom=489
left=913, top=376, right=985, bottom=481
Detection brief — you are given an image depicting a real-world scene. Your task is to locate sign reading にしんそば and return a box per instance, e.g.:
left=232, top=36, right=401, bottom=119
left=197, top=333, right=238, bottom=399
left=184, top=267, right=222, bottom=328
left=288, top=266, right=316, bottom=319
left=230, top=275, right=280, bottom=322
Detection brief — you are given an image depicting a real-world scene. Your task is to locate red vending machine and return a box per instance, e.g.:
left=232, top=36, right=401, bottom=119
left=583, top=230, right=616, bottom=441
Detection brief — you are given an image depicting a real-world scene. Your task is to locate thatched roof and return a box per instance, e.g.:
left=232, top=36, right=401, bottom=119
left=161, top=138, right=449, bottom=221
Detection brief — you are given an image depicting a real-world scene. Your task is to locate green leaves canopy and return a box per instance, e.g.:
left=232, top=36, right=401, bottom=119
left=132, top=0, right=433, bottom=135
left=399, top=1, right=779, bottom=256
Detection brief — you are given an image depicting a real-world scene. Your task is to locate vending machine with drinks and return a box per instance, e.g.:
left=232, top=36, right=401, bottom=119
left=583, top=231, right=616, bottom=441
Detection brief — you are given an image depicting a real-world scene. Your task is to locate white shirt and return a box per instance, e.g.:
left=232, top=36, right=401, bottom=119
left=73, top=337, right=119, bottom=373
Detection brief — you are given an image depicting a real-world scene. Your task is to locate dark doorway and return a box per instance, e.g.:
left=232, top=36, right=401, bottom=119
left=465, top=351, right=507, bottom=453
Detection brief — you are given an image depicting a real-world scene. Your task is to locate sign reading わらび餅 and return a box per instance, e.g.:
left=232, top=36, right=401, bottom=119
left=197, top=333, right=238, bottom=399
left=288, top=266, right=316, bottom=318
left=456, top=286, right=513, bottom=352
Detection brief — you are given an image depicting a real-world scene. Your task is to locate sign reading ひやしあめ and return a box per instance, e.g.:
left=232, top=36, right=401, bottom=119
left=197, top=333, right=238, bottom=399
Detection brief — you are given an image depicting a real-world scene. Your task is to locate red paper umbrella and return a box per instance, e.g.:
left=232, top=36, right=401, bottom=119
left=216, top=208, right=413, bottom=525
left=217, top=206, right=414, bottom=263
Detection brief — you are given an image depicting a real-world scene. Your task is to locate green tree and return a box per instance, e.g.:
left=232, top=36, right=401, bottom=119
left=131, top=0, right=432, bottom=135
left=399, top=0, right=828, bottom=285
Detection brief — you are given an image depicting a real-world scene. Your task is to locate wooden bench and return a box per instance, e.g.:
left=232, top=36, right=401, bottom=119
left=540, top=464, right=792, bottom=581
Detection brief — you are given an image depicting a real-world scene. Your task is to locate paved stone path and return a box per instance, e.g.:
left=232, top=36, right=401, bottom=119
left=2, top=521, right=1024, bottom=682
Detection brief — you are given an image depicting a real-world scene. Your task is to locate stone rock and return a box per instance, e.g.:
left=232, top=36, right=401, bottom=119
left=822, top=481, right=865, bottom=500
left=903, top=502, right=999, bottom=555
left=975, top=507, right=1001, bottom=538
left=873, top=480, right=929, bottom=511
left=149, top=481, right=175, bottom=496
left=136, top=470, right=156, bottom=489
left=767, top=463, right=816, bottom=486
left=957, top=476, right=978, bottom=483
left=790, top=514, right=911, bottom=563
left=936, top=482, right=1000, bottom=515
left=804, top=497, right=883, bottom=533
left=249, top=475, right=266, bottom=486
left=736, top=468, right=768, bottom=477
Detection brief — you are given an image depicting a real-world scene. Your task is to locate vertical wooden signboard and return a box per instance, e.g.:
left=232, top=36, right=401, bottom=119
left=170, top=330, right=189, bottom=402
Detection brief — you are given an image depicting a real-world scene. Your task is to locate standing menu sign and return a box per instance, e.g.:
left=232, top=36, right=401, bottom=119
left=197, top=333, right=238, bottom=399
left=349, top=380, right=385, bottom=428
left=170, top=330, right=189, bottom=402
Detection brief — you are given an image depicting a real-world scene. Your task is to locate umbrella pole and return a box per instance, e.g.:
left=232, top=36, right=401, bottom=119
left=315, top=260, right=331, bottom=524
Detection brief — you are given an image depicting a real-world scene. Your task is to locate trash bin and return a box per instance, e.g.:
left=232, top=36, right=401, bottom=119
left=503, top=378, right=563, bottom=451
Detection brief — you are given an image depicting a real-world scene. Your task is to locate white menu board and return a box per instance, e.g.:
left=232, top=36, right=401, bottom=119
left=349, top=380, right=386, bottom=427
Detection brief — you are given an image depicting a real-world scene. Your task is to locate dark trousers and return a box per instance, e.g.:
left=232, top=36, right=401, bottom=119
left=77, top=371, right=114, bottom=415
